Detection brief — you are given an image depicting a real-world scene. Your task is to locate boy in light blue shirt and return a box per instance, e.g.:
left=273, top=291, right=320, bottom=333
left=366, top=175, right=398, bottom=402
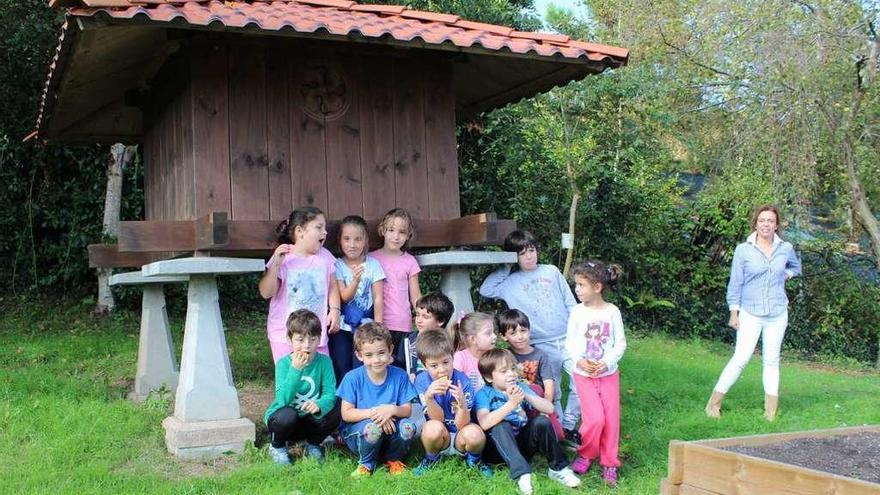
left=337, top=322, right=418, bottom=477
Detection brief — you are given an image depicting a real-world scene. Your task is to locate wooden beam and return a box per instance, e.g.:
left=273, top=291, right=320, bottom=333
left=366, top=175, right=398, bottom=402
left=118, top=220, right=194, bottom=252
left=88, top=244, right=171, bottom=268
left=116, top=212, right=516, bottom=253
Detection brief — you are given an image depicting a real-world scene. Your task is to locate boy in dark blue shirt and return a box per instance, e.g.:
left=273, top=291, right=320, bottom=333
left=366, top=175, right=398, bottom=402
left=411, top=329, right=491, bottom=477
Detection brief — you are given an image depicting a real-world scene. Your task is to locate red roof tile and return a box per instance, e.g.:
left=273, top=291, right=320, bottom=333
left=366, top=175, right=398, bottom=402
left=37, top=0, right=629, bottom=137
left=53, top=0, right=628, bottom=63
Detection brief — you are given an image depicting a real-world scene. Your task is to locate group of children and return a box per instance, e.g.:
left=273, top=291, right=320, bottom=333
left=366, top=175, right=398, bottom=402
left=258, top=206, right=627, bottom=494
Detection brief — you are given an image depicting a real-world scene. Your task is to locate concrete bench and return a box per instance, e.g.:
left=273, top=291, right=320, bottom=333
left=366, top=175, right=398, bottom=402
left=416, top=250, right=517, bottom=322
left=110, top=271, right=188, bottom=402
left=141, top=256, right=265, bottom=459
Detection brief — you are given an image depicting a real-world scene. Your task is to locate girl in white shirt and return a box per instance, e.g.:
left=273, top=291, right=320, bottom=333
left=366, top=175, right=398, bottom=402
left=565, top=260, right=626, bottom=488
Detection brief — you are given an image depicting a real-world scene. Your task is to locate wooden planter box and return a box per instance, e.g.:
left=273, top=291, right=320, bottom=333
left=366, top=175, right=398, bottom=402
left=660, top=425, right=880, bottom=495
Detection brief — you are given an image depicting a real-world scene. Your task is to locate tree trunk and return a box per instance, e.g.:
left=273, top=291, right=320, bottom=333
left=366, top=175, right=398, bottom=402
left=563, top=189, right=580, bottom=277
left=95, top=143, right=135, bottom=316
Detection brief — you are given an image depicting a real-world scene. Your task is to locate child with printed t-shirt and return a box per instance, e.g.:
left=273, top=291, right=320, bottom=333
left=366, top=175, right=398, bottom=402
left=264, top=310, right=340, bottom=465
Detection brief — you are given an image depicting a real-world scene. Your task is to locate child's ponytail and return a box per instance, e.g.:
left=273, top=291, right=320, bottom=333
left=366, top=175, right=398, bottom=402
left=276, top=206, right=324, bottom=244
left=571, top=260, right=623, bottom=293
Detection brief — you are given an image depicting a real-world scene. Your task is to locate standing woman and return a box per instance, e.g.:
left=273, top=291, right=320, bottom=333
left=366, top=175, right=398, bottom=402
left=705, top=205, right=802, bottom=421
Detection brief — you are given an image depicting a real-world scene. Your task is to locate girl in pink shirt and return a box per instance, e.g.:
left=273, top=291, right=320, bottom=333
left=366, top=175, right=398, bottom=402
left=369, top=208, right=422, bottom=369
left=452, top=312, right=498, bottom=391
left=259, top=206, right=341, bottom=362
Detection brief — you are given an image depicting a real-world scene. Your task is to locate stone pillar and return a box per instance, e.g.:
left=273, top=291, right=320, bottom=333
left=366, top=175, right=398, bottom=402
left=141, top=257, right=264, bottom=460
left=110, top=272, right=188, bottom=402
left=174, top=274, right=240, bottom=421
left=134, top=284, right=180, bottom=400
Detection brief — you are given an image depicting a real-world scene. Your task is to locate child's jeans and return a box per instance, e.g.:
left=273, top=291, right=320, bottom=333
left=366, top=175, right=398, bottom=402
left=572, top=371, right=621, bottom=467
left=527, top=383, right=565, bottom=440
left=533, top=338, right=581, bottom=430
left=267, top=402, right=342, bottom=448
left=342, top=418, right=417, bottom=471
left=328, top=330, right=362, bottom=382
left=483, top=415, right=569, bottom=480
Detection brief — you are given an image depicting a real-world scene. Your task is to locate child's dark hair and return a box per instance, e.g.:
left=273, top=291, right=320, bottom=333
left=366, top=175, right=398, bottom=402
left=415, top=292, right=454, bottom=328
left=378, top=208, right=415, bottom=250
left=338, top=215, right=369, bottom=257
left=452, top=311, right=496, bottom=351
left=503, top=230, right=540, bottom=254
left=478, top=348, right=518, bottom=382
left=286, top=309, right=322, bottom=341
left=570, top=260, right=623, bottom=292
left=496, top=309, right=530, bottom=336
left=353, top=322, right=393, bottom=352
left=276, top=206, right=324, bottom=244
left=415, top=329, right=454, bottom=364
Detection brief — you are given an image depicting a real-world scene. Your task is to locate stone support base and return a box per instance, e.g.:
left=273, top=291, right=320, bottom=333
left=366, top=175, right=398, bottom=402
left=162, top=416, right=255, bottom=460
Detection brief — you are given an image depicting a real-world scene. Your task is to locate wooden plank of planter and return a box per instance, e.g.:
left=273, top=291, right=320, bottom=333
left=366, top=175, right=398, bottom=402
left=681, top=442, right=879, bottom=495
left=677, top=484, right=723, bottom=495
left=667, top=440, right=685, bottom=485
left=695, top=425, right=880, bottom=448
left=659, top=478, right=682, bottom=495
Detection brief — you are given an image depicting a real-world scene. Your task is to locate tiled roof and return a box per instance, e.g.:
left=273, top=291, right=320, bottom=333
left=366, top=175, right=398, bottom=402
left=50, top=0, right=629, bottom=63
left=36, top=0, right=628, bottom=140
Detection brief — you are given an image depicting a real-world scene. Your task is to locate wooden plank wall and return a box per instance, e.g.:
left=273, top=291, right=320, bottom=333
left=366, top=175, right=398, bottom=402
left=144, top=38, right=460, bottom=223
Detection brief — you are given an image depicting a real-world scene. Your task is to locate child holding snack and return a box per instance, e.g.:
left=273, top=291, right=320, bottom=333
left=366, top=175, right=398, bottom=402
left=475, top=349, right=581, bottom=495
left=264, top=310, right=340, bottom=465
left=412, top=329, right=492, bottom=477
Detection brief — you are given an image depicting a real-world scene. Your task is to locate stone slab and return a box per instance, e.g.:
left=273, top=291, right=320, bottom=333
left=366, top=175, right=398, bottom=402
left=163, top=416, right=254, bottom=460
left=142, top=257, right=265, bottom=277
left=416, top=250, right=516, bottom=267
left=110, top=271, right=189, bottom=286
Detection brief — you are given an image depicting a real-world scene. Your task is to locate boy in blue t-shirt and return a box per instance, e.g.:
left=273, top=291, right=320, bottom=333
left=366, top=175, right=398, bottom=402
left=337, top=322, right=418, bottom=477
left=475, top=349, right=581, bottom=495
left=411, top=329, right=492, bottom=477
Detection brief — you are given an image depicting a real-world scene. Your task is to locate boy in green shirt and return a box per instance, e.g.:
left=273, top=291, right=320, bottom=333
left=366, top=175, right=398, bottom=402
left=264, top=309, right=340, bottom=465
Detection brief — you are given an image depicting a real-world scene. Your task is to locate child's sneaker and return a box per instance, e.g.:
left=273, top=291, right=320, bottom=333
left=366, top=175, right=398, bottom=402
left=602, top=466, right=619, bottom=487
left=516, top=473, right=533, bottom=495
left=267, top=445, right=291, bottom=465
left=465, top=456, right=493, bottom=478
left=548, top=466, right=582, bottom=488
left=571, top=456, right=591, bottom=474
left=304, top=443, right=324, bottom=463
left=350, top=464, right=372, bottom=478
left=385, top=460, right=407, bottom=475
left=413, top=456, right=438, bottom=476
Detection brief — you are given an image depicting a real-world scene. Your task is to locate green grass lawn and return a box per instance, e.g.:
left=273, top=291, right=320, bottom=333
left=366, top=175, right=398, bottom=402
left=1, top=297, right=878, bottom=494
